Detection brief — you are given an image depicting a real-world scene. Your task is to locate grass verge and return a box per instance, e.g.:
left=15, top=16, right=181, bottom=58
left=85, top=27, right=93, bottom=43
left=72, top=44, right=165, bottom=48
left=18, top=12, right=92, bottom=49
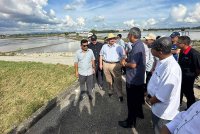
left=0, top=61, right=76, bottom=133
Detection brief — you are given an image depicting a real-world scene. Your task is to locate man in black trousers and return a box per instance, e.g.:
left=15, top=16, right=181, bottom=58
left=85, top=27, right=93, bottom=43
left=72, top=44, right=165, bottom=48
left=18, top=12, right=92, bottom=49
left=88, top=34, right=104, bottom=90
left=177, top=36, right=200, bottom=109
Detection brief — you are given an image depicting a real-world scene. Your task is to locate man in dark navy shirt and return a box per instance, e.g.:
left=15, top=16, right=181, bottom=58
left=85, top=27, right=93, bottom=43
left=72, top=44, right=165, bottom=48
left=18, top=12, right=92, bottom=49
left=88, top=34, right=104, bottom=89
left=119, top=27, right=146, bottom=129
left=177, top=36, right=200, bottom=109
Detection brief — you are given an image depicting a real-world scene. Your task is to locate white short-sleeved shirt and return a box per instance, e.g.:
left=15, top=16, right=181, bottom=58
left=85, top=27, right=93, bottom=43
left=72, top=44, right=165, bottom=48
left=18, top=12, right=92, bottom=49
left=74, top=49, right=95, bottom=76
left=147, top=55, right=182, bottom=120
left=166, top=101, right=200, bottom=134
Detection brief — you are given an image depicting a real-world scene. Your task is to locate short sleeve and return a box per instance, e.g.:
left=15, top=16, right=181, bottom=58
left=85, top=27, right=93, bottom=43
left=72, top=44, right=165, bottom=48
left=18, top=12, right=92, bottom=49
left=74, top=52, right=78, bottom=63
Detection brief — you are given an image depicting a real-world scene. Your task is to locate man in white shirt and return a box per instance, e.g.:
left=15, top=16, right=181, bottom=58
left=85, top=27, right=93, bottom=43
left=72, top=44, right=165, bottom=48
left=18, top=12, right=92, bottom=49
left=147, top=37, right=182, bottom=134
left=161, top=100, right=200, bottom=134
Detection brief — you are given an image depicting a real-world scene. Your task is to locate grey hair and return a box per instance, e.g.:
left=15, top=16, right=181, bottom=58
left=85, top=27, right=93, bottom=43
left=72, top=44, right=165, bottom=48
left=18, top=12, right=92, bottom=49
left=152, top=37, right=172, bottom=54
left=129, top=27, right=141, bottom=39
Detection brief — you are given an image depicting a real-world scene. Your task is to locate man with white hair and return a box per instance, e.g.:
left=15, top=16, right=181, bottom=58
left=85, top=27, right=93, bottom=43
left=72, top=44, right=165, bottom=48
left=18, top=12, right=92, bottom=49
left=119, top=27, right=146, bottom=128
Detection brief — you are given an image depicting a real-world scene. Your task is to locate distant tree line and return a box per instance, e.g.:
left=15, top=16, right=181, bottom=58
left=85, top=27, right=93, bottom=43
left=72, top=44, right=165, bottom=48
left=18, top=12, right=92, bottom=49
left=90, top=29, right=119, bottom=34
left=145, top=26, right=200, bottom=31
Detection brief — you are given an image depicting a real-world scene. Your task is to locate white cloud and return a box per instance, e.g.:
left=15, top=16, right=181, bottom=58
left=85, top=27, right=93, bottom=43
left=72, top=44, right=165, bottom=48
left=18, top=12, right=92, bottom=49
left=184, top=3, right=200, bottom=23
left=146, top=18, right=157, bottom=25
left=64, top=15, right=77, bottom=27
left=64, top=4, right=76, bottom=10
left=93, top=16, right=105, bottom=22
left=123, top=19, right=136, bottom=27
left=170, top=4, right=187, bottom=22
left=77, top=17, right=85, bottom=26
left=64, top=0, right=85, bottom=10
left=49, top=9, right=55, bottom=17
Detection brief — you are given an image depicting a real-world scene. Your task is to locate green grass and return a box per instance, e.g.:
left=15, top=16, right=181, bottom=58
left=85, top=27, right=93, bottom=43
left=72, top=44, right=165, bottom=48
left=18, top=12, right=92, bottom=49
left=0, top=61, right=76, bottom=133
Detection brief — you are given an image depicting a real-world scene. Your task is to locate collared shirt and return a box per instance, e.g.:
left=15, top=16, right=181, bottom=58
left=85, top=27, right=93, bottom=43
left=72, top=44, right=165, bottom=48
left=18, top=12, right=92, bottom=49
left=74, top=49, right=95, bottom=76
left=88, top=42, right=103, bottom=65
left=144, top=43, right=155, bottom=72
left=100, top=43, right=125, bottom=62
left=116, top=39, right=125, bottom=49
left=166, top=101, right=200, bottom=134
left=126, top=39, right=146, bottom=85
left=179, top=48, right=200, bottom=78
left=147, top=55, right=182, bottom=120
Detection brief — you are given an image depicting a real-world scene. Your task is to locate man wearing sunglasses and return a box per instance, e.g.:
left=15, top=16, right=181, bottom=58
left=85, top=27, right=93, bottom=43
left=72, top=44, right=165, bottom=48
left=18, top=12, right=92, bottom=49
left=74, top=39, right=95, bottom=101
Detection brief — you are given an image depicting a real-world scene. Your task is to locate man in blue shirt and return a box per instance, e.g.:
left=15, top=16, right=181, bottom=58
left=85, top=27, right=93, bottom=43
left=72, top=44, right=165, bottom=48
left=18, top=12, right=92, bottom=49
left=74, top=39, right=95, bottom=101
left=170, top=32, right=180, bottom=61
left=119, top=27, right=146, bottom=129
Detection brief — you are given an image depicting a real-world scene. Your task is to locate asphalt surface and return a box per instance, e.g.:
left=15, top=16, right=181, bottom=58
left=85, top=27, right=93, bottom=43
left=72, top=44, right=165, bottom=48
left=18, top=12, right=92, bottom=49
left=26, top=81, right=154, bottom=134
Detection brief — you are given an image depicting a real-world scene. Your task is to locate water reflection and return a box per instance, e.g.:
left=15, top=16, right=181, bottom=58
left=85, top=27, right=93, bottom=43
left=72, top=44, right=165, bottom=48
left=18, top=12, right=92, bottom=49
left=0, top=37, right=80, bottom=53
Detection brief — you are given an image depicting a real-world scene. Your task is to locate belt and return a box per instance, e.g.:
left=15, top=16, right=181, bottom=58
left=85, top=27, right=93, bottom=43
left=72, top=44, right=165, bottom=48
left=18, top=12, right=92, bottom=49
left=103, top=60, right=120, bottom=64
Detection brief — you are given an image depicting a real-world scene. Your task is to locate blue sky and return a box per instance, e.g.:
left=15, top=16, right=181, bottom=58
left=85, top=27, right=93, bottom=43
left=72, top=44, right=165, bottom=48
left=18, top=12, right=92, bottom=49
left=0, top=0, right=200, bottom=34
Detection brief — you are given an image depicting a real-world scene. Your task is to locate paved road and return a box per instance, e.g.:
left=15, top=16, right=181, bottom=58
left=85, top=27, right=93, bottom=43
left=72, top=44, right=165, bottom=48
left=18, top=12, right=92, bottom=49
left=26, top=81, right=154, bottom=134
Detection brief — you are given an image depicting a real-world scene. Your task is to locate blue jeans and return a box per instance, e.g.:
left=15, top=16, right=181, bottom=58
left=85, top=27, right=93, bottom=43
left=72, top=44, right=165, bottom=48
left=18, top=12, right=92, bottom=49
left=79, top=74, right=93, bottom=95
left=151, top=112, right=170, bottom=134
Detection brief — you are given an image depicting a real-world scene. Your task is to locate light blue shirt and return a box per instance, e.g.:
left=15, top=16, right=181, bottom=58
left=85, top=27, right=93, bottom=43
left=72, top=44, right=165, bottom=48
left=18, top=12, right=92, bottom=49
left=74, top=49, right=95, bottom=76
left=116, top=39, right=125, bottom=49
left=100, top=43, right=125, bottom=62
left=166, top=101, right=200, bottom=134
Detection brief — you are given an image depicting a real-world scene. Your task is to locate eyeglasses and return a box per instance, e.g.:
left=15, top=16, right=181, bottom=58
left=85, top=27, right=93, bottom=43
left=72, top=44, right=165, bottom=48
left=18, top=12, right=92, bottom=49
left=82, top=45, right=88, bottom=47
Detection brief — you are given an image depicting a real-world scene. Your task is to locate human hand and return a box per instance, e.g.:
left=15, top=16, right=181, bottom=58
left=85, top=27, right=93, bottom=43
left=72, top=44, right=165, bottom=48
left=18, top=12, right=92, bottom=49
left=99, top=64, right=103, bottom=70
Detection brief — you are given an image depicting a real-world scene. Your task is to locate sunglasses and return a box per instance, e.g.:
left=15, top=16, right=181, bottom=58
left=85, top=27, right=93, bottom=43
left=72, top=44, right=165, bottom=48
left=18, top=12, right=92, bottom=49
left=82, top=45, right=88, bottom=47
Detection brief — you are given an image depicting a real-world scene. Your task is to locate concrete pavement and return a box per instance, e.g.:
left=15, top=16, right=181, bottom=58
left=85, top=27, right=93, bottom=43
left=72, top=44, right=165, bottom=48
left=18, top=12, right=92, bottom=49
left=26, top=82, right=154, bottom=134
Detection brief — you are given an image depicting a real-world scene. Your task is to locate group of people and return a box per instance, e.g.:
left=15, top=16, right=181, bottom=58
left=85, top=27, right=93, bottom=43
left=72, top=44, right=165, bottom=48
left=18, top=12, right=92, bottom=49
left=74, top=27, right=200, bottom=134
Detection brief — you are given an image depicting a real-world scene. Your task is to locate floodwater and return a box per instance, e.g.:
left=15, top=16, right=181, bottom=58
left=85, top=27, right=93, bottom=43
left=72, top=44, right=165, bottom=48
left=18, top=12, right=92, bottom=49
left=0, top=30, right=200, bottom=53
left=0, top=36, right=80, bottom=53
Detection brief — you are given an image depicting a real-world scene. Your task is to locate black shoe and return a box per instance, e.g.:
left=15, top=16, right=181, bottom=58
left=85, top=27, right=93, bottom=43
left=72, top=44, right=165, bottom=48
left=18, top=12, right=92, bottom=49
left=118, top=120, right=133, bottom=128
left=79, top=95, right=84, bottom=101
left=108, top=93, right=113, bottom=97
left=119, top=97, right=123, bottom=102
left=88, top=95, right=93, bottom=100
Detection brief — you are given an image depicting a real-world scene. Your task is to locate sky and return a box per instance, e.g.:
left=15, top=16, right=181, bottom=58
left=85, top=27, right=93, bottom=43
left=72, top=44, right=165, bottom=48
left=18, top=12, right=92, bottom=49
left=0, top=0, right=200, bottom=34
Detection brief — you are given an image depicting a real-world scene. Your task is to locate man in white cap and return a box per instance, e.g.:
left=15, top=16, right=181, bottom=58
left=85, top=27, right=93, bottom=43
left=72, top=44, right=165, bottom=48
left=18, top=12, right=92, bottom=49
left=87, top=32, right=93, bottom=44
left=144, top=33, right=157, bottom=92
left=99, top=33, right=126, bottom=102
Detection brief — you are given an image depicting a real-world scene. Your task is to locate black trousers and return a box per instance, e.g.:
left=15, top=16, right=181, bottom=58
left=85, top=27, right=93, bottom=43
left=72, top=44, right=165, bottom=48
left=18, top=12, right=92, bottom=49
left=126, top=83, right=144, bottom=127
left=144, top=71, right=152, bottom=92
left=93, top=67, right=103, bottom=88
left=180, top=76, right=196, bottom=109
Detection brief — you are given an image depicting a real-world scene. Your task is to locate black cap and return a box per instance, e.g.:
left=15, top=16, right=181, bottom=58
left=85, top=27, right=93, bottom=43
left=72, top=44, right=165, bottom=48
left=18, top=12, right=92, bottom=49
left=91, top=34, right=97, bottom=41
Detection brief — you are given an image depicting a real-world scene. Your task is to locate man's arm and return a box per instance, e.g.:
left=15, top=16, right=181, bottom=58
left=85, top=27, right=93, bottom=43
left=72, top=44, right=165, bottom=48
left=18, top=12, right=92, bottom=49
left=74, top=62, right=79, bottom=78
left=99, top=55, right=103, bottom=70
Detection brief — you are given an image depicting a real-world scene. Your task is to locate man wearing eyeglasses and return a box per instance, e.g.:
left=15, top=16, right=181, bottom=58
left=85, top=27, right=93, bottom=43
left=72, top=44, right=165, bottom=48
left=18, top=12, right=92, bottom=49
left=177, top=36, right=200, bottom=109
left=74, top=39, right=95, bottom=101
